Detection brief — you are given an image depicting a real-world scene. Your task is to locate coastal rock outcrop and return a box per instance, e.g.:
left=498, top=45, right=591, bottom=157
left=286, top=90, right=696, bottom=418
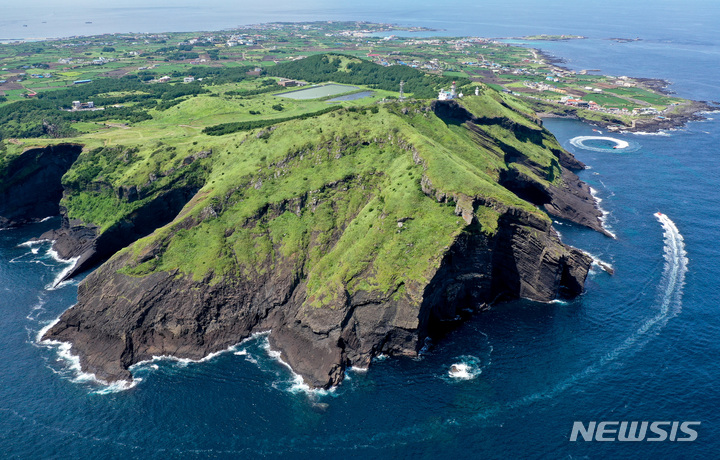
left=41, top=185, right=200, bottom=282
left=0, top=144, right=82, bottom=228
left=499, top=165, right=611, bottom=236
left=44, top=203, right=590, bottom=387
left=432, top=100, right=608, bottom=235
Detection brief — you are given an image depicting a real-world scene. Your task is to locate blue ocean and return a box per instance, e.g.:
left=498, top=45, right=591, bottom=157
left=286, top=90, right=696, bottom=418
left=1, top=1, right=719, bottom=458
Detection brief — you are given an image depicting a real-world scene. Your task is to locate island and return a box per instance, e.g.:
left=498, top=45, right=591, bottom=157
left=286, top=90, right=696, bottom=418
left=0, top=22, right=708, bottom=389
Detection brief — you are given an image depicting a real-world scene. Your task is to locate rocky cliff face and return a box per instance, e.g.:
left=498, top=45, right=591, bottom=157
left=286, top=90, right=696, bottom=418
left=0, top=144, right=82, bottom=228
left=432, top=100, right=609, bottom=236
left=44, top=202, right=590, bottom=388
left=41, top=184, right=200, bottom=282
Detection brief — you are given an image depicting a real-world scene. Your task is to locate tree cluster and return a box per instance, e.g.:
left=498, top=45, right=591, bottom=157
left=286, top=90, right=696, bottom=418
left=0, top=75, right=208, bottom=139
left=265, top=54, right=470, bottom=99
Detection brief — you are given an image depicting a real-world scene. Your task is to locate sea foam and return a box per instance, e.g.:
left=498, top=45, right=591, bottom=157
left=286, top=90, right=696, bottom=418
left=570, top=135, right=635, bottom=152
left=36, top=317, right=140, bottom=394
left=18, top=238, right=50, bottom=247
left=590, top=187, right=617, bottom=239
left=503, top=212, right=688, bottom=411
left=631, top=131, right=671, bottom=136
left=261, top=335, right=336, bottom=397
left=129, top=332, right=270, bottom=371
left=447, top=355, right=483, bottom=381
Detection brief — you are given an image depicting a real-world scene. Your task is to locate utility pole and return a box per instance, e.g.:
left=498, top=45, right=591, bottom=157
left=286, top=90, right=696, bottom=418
left=399, top=80, right=405, bottom=101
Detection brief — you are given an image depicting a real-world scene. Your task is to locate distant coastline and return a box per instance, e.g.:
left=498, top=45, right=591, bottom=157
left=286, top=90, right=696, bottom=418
left=1, top=20, right=716, bottom=135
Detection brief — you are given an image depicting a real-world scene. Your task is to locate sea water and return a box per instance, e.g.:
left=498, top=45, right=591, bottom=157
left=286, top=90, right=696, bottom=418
left=1, top=1, right=719, bottom=458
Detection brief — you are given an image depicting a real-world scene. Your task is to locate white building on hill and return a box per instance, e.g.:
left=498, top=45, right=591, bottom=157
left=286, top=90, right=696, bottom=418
left=438, top=81, right=458, bottom=100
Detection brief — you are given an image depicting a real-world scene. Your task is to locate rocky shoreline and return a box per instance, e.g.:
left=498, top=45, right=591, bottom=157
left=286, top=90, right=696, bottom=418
left=531, top=48, right=720, bottom=133
left=625, top=102, right=718, bottom=132
left=0, top=144, right=83, bottom=229
left=41, top=190, right=595, bottom=388
left=537, top=99, right=718, bottom=133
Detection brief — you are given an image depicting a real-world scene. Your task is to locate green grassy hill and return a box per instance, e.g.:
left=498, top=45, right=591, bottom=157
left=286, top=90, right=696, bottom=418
left=16, top=75, right=597, bottom=387
left=74, top=91, right=559, bottom=307
left=1, top=74, right=575, bottom=305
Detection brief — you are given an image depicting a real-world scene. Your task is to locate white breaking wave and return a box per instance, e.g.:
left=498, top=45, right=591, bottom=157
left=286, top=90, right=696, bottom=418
left=41, top=327, right=334, bottom=396
left=39, top=322, right=269, bottom=394
left=444, top=337, right=493, bottom=383
left=11, top=240, right=49, bottom=263
left=585, top=251, right=615, bottom=275
left=447, top=356, right=483, bottom=380
left=19, top=238, right=50, bottom=247
left=10, top=241, right=78, bottom=288
left=631, top=131, right=671, bottom=136
left=26, top=297, right=46, bottom=321
left=27, top=244, right=80, bottom=290
left=262, top=335, right=336, bottom=397
left=46, top=247, right=70, bottom=263
left=46, top=253, right=80, bottom=290
left=448, top=363, right=474, bottom=379
left=234, top=348, right=259, bottom=364
left=590, top=187, right=617, bottom=238
left=130, top=331, right=271, bottom=372
left=133, top=348, right=230, bottom=369
left=36, top=318, right=140, bottom=394
left=36, top=316, right=61, bottom=343
left=548, top=299, right=570, bottom=305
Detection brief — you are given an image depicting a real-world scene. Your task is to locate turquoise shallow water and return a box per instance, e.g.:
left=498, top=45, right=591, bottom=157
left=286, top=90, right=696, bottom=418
left=1, top=2, right=719, bottom=458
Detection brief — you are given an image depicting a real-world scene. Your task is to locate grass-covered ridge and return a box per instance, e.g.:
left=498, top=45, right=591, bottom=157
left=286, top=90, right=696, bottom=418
left=105, top=92, right=561, bottom=308
left=1, top=68, right=569, bottom=308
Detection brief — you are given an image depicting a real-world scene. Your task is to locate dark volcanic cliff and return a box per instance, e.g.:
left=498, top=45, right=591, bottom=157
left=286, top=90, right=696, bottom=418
left=0, top=144, right=82, bottom=228
left=40, top=95, right=601, bottom=389
left=432, top=100, right=609, bottom=236
left=44, top=202, right=590, bottom=387
left=37, top=145, right=211, bottom=282
left=41, top=184, right=200, bottom=282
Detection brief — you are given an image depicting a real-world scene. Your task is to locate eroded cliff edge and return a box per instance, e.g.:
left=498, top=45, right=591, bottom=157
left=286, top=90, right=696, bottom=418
left=0, top=143, right=82, bottom=228
left=46, top=204, right=589, bottom=387
left=41, top=94, right=600, bottom=388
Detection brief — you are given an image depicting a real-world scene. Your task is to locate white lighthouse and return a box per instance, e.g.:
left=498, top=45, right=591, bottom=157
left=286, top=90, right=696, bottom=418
left=438, top=81, right=458, bottom=101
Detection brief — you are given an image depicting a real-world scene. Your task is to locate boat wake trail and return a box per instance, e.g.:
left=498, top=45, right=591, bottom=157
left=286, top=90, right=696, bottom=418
left=169, top=213, right=691, bottom=456
left=501, top=212, right=688, bottom=410
left=570, top=135, right=640, bottom=152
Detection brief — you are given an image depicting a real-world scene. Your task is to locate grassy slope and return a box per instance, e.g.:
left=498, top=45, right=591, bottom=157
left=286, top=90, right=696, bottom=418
left=5, top=85, right=564, bottom=308
left=123, top=105, right=475, bottom=304
left=110, top=92, right=556, bottom=308
left=11, top=80, right=392, bottom=231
